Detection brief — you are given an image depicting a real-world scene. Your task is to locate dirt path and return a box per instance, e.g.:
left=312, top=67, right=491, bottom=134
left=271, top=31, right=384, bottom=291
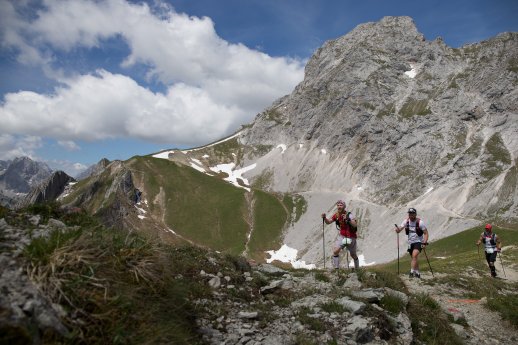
left=401, top=263, right=518, bottom=344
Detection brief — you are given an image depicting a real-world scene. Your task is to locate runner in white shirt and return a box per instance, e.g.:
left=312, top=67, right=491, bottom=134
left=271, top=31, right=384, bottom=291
left=394, top=207, right=429, bottom=278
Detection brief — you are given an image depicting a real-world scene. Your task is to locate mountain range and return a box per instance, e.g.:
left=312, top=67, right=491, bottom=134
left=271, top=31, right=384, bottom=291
left=5, top=16, right=518, bottom=267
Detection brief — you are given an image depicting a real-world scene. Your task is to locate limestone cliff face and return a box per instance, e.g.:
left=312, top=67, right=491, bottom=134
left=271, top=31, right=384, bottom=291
left=235, top=16, right=517, bottom=264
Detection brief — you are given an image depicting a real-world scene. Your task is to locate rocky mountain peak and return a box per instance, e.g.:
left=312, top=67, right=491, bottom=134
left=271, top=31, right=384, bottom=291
left=303, top=16, right=424, bottom=84
left=236, top=16, right=517, bottom=264
left=0, top=157, right=53, bottom=204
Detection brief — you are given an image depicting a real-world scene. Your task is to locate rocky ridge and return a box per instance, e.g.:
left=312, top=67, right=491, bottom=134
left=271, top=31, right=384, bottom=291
left=2, top=205, right=516, bottom=344
left=75, top=158, right=111, bottom=181
left=19, top=171, right=76, bottom=208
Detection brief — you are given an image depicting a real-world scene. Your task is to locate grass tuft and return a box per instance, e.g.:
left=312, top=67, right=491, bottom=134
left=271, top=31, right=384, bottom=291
left=407, top=293, right=464, bottom=345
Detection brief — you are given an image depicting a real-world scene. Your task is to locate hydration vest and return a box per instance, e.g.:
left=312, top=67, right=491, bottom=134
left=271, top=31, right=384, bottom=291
left=334, top=211, right=357, bottom=233
left=405, top=218, right=423, bottom=237
left=483, top=231, right=497, bottom=252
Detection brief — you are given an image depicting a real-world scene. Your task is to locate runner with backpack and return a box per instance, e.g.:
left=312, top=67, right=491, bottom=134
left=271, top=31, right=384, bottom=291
left=394, top=207, right=429, bottom=278
left=322, top=200, right=359, bottom=270
left=476, top=224, right=502, bottom=278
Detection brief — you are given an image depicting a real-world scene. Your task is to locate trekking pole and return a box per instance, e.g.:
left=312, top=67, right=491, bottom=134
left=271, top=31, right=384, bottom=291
left=395, top=224, right=400, bottom=275
left=346, top=249, right=349, bottom=271
left=322, top=218, right=326, bottom=269
left=477, top=244, right=480, bottom=259
left=498, top=250, right=507, bottom=278
left=422, top=246, right=435, bottom=278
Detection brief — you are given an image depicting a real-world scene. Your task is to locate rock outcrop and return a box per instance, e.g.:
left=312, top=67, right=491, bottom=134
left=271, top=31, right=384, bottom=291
left=61, top=161, right=138, bottom=230
left=0, top=216, right=69, bottom=343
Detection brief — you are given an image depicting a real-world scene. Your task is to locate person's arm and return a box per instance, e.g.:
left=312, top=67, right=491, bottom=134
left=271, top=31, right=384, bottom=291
left=495, top=235, right=502, bottom=251
left=322, top=213, right=333, bottom=225
left=422, top=229, right=429, bottom=245
left=395, top=220, right=405, bottom=233
left=344, top=213, right=357, bottom=228
left=476, top=233, right=483, bottom=246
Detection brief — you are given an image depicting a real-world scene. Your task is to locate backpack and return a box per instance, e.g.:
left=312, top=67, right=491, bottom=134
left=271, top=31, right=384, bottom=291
left=335, top=211, right=357, bottom=233
left=405, top=218, right=423, bottom=237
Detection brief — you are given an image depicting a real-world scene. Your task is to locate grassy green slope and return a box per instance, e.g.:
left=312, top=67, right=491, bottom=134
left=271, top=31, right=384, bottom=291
left=248, top=190, right=288, bottom=260
left=127, top=156, right=296, bottom=258
left=128, top=156, right=249, bottom=255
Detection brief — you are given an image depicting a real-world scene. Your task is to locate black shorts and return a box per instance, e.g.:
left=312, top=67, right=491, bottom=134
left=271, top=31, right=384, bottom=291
left=408, top=242, right=422, bottom=254
left=485, top=251, right=497, bottom=263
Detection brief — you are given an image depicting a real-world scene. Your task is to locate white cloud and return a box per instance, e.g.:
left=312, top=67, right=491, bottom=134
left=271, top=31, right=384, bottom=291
left=58, top=140, right=80, bottom=151
left=47, top=159, right=88, bottom=177
left=0, top=0, right=305, bottom=147
left=0, top=0, right=49, bottom=65
left=0, top=134, right=42, bottom=160
left=1, top=70, right=247, bottom=145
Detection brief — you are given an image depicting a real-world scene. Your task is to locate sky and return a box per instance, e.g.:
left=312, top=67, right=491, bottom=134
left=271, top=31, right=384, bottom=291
left=1, top=0, right=517, bottom=177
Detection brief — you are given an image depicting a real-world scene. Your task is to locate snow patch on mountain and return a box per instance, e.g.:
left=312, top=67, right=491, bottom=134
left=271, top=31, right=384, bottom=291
left=277, top=144, right=287, bottom=153
left=404, top=64, right=417, bottom=78
left=265, top=244, right=316, bottom=269
left=209, top=163, right=257, bottom=191
left=190, top=158, right=206, bottom=173
left=135, top=199, right=148, bottom=220
left=190, top=163, right=205, bottom=172
left=152, top=151, right=174, bottom=159
left=181, top=131, right=242, bottom=153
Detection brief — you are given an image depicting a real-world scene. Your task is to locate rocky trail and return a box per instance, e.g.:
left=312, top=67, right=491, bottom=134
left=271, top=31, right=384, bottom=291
left=401, top=258, right=518, bottom=345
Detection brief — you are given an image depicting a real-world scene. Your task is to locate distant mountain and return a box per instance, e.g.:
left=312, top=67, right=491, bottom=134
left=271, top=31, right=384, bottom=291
left=0, top=159, right=9, bottom=172
left=0, top=157, right=53, bottom=207
left=0, top=157, right=53, bottom=193
left=75, top=158, right=110, bottom=180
